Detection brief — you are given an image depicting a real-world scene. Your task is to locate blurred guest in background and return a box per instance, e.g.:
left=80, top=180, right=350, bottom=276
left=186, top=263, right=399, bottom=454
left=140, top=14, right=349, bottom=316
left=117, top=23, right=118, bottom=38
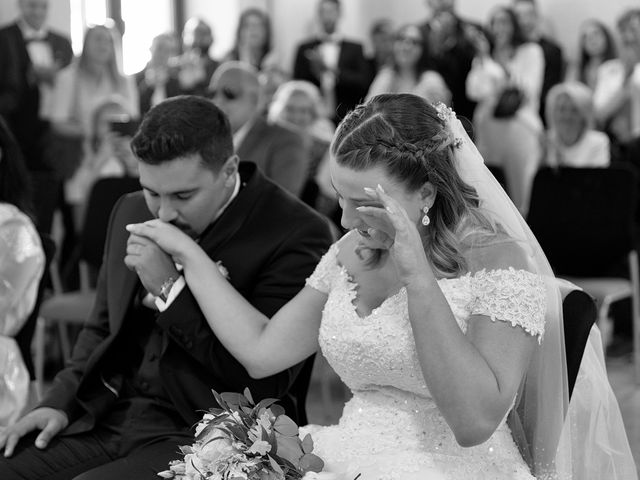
left=367, top=24, right=451, bottom=106
left=420, top=0, right=478, bottom=120
left=366, top=19, right=394, bottom=86
left=570, top=20, right=618, bottom=90
left=224, top=8, right=278, bottom=72
left=293, top=0, right=369, bottom=124
left=268, top=80, right=335, bottom=212
left=64, top=96, right=138, bottom=228
left=466, top=6, right=544, bottom=214
left=210, top=62, right=310, bottom=197
left=543, top=81, right=610, bottom=168
left=47, top=23, right=138, bottom=271
left=513, top=0, right=565, bottom=124
left=594, top=9, right=640, bottom=155
left=48, top=23, right=139, bottom=140
left=135, top=33, right=180, bottom=116
left=0, top=118, right=44, bottom=427
left=177, top=17, right=219, bottom=97
left=0, top=0, right=73, bottom=233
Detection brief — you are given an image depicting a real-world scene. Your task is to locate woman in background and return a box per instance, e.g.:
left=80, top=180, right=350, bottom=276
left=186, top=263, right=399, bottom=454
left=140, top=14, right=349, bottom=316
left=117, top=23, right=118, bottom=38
left=64, top=96, right=138, bottom=228
left=224, top=8, right=278, bottom=71
left=48, top=23, right=139, bottom=140
left=544, top=81, right=610, bottom=167
left=466, top=6, right=544, bottom=214
left=366, top=24, right=451, bottom=105
left=0, top=118, right=44, bottom=426
left=571, top=20, right=617, bottom=90
left=268, top=80, right=335, bottom=214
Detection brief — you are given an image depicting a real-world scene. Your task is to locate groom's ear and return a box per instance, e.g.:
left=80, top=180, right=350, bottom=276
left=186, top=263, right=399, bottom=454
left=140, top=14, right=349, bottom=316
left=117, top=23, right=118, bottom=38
left=221, top=155, right=239, bottom=186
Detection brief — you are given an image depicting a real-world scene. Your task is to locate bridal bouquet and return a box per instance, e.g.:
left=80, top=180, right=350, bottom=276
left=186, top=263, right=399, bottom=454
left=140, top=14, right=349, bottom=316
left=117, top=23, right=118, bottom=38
left=158, top=389, right=325, bottom=480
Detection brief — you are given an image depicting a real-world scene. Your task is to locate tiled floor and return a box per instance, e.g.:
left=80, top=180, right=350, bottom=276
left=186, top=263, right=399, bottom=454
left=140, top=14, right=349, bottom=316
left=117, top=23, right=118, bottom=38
left=306, top=352, right=640, bottom=473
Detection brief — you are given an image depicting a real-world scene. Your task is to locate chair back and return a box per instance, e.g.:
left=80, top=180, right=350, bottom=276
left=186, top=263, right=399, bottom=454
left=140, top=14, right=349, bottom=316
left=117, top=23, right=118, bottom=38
left=563, top=289, right=597, bottom=398
left=527, top=166, right=638, bottom=277
left=79, top=177, right=141, bottom=270
left=15, top=232, right=56, bottom=379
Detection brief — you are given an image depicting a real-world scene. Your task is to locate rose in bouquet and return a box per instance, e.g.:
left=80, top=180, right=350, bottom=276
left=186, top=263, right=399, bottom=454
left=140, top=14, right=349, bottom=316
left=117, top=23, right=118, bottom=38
left=158, top=388, right=325, bottom=480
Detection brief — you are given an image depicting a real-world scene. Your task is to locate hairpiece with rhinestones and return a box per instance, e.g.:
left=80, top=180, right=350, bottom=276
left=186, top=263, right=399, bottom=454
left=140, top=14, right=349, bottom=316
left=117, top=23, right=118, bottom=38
left=434, top=103, right=463, bottom=150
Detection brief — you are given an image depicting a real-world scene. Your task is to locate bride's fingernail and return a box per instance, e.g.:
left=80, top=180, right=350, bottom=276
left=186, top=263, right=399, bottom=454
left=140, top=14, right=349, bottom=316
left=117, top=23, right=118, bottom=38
left=377, top=184, right=385, bottom=193
left=356, top=206, right=365, bottom=211
left=125, top=224, right=134, bottom=231
left=363, top=187, right=375, bottom=195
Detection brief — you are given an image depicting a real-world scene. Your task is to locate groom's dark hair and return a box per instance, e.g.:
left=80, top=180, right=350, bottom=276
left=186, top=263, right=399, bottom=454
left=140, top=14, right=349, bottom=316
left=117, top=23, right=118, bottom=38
left=131, top=95, right=234, bottom=173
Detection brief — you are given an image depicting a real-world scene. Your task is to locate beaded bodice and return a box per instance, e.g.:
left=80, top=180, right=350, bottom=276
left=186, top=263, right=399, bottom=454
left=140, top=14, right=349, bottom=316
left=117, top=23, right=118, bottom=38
left=307, top=243, right=546, bottom=398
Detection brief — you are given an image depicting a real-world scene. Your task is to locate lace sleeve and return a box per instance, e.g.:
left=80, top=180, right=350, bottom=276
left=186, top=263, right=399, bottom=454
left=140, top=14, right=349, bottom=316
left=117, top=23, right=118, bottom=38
left=305, top=242, right=339, bottom=294
left=469, top=267, right=546, bottom=341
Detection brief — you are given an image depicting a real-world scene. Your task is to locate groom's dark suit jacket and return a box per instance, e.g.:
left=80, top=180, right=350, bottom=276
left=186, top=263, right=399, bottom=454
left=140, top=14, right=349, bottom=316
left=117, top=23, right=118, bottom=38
left=0, top=22, right=73, bottom=170
left=39, top=162, right=333, bottom=433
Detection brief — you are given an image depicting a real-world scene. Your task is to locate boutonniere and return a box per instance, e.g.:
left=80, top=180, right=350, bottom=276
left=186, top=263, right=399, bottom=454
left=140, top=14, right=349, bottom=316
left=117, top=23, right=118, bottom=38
left=215, top=260, right=230, bottom=280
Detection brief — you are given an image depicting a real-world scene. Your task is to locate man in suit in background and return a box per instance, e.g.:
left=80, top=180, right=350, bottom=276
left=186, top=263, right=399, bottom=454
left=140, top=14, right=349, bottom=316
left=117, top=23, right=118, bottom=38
left=420, top=0, right=479, bottom=121
left=513, top=0, right=565, bottom=124
left=210, top=61, right=310, bottom=197
left=135, top=33, right=182, bottom=116
left=293, top=0, right=369, bottom=124
left=0, top=96, right=333, bottom=479
left=176, top=17, right=219, bottom=97
left=0, top=0, right=73, bottom=232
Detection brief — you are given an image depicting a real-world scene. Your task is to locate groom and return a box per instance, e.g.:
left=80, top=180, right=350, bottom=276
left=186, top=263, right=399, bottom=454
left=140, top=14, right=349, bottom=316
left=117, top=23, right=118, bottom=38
left=0, top=96, right=333, bottom=479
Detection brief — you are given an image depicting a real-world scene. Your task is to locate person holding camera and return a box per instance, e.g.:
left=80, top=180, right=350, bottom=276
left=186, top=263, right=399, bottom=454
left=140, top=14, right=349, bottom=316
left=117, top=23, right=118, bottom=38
left=465, top=6, right=544, bottom=215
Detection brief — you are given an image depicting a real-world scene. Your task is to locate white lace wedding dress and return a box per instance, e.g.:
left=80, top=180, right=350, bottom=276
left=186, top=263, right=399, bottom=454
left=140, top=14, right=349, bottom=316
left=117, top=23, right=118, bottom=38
left=301, top=243, right=544, bottom=480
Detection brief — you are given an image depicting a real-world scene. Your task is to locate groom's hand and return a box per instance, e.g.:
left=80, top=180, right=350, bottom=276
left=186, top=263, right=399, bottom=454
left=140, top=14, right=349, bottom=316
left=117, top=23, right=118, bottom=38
left=125, top=233, right=179, bottom=296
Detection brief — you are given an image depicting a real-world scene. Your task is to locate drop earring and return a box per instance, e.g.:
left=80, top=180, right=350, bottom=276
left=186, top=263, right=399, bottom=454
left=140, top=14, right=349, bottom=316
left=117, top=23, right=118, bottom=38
left=421, top=206, right=430, bottom=226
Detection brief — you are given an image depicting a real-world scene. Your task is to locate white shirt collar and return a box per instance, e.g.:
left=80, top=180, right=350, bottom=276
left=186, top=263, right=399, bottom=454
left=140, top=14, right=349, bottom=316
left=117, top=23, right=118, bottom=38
left=18, top=18, right=48, bottom=41
left=215, top=172, right=241, bottom=220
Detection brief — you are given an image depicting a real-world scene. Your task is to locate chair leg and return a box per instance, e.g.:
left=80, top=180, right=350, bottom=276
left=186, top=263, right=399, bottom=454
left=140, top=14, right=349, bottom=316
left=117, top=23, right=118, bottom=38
left=34, top=317, right=46, bottom=400
left=57, top=322, right=72, bottom=364
left=628, top=251, right=640, bottom=384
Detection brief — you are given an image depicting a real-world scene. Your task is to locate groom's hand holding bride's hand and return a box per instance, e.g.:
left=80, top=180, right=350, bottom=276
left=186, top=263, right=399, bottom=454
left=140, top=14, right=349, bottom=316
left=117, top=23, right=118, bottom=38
left=126, top=220, right=198, bottom=266
left=124, top=225, right=180, bottom=297
left=357, top=185, right=433, bottom=286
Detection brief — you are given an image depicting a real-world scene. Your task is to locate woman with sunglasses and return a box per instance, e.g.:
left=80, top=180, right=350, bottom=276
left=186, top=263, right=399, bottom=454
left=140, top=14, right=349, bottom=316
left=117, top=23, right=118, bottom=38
left=366, top=24, right=451, bottom=106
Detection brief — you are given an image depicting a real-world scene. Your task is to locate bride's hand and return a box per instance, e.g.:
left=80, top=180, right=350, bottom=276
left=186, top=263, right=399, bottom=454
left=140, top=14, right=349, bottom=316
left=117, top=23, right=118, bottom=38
left=357, top=185, right=432, bottom=285
left=125, top=220, right=200, bottom=266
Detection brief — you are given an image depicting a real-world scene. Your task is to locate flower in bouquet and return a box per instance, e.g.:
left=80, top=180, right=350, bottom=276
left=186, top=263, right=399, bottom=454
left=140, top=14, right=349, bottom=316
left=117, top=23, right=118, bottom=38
left=158, top=388, right=325, bottom=480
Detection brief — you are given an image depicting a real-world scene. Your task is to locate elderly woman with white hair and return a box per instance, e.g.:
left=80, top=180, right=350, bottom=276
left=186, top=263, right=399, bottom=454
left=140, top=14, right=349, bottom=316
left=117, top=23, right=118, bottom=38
left=544, top=81, right=610, bottom=167
left=268, top=80, right=337, bottom=215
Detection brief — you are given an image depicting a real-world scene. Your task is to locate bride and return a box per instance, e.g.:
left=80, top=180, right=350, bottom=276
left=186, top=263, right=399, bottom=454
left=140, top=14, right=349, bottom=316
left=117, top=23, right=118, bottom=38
left=128, top=94, right=636, bottom=479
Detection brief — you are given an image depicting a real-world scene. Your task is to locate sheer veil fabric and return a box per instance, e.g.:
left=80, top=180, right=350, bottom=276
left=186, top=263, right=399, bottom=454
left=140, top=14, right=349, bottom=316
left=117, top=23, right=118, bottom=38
left=438, top=105, right=637, bottom=479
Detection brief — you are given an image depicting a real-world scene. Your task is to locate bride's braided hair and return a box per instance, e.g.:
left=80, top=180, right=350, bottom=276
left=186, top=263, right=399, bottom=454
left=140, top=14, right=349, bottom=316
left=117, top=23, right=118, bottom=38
left=331, top=94, right=487, bottom=277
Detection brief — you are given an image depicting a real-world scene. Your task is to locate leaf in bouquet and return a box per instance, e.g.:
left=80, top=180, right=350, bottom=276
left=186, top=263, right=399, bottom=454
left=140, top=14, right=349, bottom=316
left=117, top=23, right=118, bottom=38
left=298, top=453, right=324, bottom=473
left=254, top=397, right=278, bottom=414
left=273, top=435, right=303, bottom=465
left=212, top=390, right=230, bottom=411
left=243, top=387, right=255, bottom=405
left=179, top=445, right=194, bottom=455
left=268, top=455, right=284, bottom=475
left=225, top=423, right=249, bottom=443
left=269, top=404, right=285, bottom=418
left=301, top=434, right=314, bottom=454
left=157, top=469, right=175, bottom=478
left=221, top=391, right=252, bottom=409
left=273, top=415, right=299, bottom=437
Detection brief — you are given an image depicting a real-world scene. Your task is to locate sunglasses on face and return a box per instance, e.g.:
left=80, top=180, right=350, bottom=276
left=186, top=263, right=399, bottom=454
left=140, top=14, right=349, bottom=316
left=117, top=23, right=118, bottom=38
left=207, top=86, right=241, bottom=101
left=395, top=36, right=422, bottom=46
